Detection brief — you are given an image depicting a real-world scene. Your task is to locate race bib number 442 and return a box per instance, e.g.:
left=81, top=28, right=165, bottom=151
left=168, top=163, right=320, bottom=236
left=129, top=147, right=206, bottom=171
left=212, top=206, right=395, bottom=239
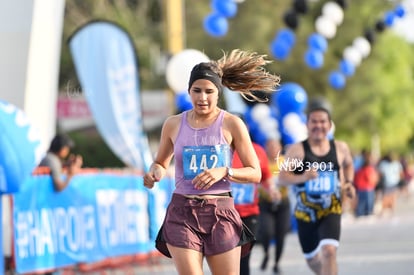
left=182, top=145, right=231, bottom=179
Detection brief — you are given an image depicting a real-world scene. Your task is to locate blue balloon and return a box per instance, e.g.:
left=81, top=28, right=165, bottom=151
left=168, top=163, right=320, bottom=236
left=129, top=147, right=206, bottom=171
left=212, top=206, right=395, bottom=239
left=277, top=114, right=297, bottom=146
left=243, top=107, right=254, bottom=126
left=304, top=48, right=324, bottom=69
left=276, top=28, right=296, bottom=48
left=339, top=59, right=355, bottom=77
left=269, top=105, right=280, bottom=120
left=249, top=124, right=267, bottom=148
left=0, top=100, right=42, bottom=194
left=280, top=128, right=296, bottom=146
left=327, top=130, right=334, bottom=140
left=299, top=112, right=307, bottom=124
left=270, top=38, right=291, bottom=61
left=175, top=93, right=193, bottom=111
left=329, top=71, right=346, bottom=90
left=211, top=0, right=238, bottom=18
left=384, top=11, right=395, bottom=27
left=308, top=33, right=328, bottom=53
left=394, top=5, right=406, bottom=18
left=272, top=82, right=308, bottom=115
left=203, top=13, right=229, bottom=37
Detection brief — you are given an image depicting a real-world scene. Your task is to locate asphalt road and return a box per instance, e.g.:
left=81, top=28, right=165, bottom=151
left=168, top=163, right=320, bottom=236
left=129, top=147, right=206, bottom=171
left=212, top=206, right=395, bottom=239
left=71, top=193, right=414, bottom=275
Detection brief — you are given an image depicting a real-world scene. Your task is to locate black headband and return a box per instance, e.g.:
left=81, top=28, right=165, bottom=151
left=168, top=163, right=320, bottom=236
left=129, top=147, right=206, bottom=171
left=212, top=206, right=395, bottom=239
left=188, top=64, right=222, bottom=92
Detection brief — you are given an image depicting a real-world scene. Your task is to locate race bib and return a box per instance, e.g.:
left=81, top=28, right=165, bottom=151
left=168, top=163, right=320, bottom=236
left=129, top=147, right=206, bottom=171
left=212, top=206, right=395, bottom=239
left=305, top=170, right=338, bottom=195
left=182, top=145, right=231, bottom=179
left=231, top=183, right=255, bottom=205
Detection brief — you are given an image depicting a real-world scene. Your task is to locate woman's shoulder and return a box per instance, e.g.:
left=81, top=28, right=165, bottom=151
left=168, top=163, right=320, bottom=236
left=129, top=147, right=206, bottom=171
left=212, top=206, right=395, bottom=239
left=162, top=113, right=185, bottom=142
left=223, top=110, right=244, bottom=128
left=164, top=113, right=185, bottom=126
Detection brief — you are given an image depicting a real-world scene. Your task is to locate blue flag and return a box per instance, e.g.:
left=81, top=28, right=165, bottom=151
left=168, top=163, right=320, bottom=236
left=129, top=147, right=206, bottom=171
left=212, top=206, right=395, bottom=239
left=68, top=21, right=152, bottom=171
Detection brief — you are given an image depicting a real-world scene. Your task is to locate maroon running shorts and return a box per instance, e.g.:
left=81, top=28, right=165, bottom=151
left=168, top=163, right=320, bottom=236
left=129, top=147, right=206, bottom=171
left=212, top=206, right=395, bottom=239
left=156, top=193, right=255, bottom=258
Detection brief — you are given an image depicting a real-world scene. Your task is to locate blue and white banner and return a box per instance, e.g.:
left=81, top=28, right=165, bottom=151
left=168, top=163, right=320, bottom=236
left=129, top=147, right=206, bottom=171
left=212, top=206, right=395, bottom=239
left=13, top=172, right=174, bottom=273
left=68, top=21, right=151, bottom=171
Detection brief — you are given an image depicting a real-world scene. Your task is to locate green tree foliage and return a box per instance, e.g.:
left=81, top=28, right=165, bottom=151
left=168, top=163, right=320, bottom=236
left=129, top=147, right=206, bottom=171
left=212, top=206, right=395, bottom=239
left=69, top=131, right=125, bottom=168
left=60, top=0, right=414, bottom=158
left=339, top=32, right=414, bottom=152
left=60, top=0, right=165, bottom=90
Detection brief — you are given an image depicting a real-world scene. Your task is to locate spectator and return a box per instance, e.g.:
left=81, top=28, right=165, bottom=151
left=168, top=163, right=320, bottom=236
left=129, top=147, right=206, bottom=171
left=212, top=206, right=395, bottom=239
left=399, top=154, right=413, bottom=198
left=354, top=150, right=379, bottom=217
left=258, top=138, right=291, bottom=275
left=39, top=134, right=83, bottom=192
left=377, top=152, right=403, bottom=216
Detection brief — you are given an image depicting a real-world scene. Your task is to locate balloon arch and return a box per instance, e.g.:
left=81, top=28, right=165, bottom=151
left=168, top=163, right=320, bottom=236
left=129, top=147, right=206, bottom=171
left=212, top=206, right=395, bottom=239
left=165, top=1, right=409, bottom=145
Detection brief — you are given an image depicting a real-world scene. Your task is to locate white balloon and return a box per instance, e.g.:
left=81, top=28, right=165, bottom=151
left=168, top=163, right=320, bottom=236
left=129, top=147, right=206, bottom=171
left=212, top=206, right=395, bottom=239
left=259, top=117, right=278, bottom=135
left=251, top=104, right=271, bottom=122
left=166, top=49, right=210, bottom=93
left=267, top=131, right=281, bottom=141
left=315, top=16, right=337, bottom=39
left=343, top=46, right=362, bottom=67
left=282, top=112, right=302, bottom=132
left=352, top=37, right=371, bottom=58
left=322, top=2, right=344, bottom=26
left=292, top=125, right=308, bottom=142
left=282, top=112, right=308, bottom=142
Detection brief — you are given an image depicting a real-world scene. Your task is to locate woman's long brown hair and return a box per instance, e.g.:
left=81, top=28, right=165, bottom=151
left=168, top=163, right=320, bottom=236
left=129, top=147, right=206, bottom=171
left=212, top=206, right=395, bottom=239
left=213, top=49, right=281, bottom=102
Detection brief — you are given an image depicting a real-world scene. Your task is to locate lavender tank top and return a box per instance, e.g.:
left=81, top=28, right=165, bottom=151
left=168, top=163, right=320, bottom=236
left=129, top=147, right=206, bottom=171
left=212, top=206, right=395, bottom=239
left=173, top=110, right=232, bottom=195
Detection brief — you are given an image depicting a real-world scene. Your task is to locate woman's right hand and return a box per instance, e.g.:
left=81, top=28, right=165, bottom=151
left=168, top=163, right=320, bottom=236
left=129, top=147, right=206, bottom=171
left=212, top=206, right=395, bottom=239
left=143, top=164, right=163, bottom=189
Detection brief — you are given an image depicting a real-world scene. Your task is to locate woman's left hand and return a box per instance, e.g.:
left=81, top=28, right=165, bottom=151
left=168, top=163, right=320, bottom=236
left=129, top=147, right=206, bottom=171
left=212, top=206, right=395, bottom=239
left=192, top=167, right=226, bottom=190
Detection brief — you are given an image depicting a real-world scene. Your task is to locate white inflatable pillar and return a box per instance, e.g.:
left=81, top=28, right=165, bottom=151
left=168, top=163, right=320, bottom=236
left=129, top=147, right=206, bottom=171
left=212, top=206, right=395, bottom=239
left=0, top=0, right=66, bottom=150
left=0, top=1, right=65, bottom=271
